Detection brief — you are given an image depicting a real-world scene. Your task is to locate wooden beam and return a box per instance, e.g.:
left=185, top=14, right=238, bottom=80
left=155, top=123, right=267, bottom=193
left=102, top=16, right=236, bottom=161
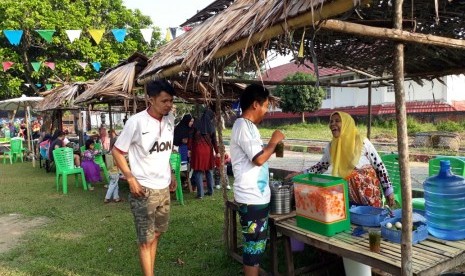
left=320, top=19, right=465, bottom=49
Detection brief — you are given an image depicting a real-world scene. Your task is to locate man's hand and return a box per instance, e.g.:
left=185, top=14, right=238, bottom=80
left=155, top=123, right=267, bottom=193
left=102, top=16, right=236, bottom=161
left=127, top=177, right=146, bottom=198
left=285, top=171, right=300, bottom=181
left=169, top=173, right=177, bottom=192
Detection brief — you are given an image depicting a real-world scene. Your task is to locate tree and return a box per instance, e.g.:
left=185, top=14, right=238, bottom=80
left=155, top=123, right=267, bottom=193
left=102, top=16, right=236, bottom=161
left=0, top=0, right=162, bottom=99
left=273, top=72, right=326, bottom=123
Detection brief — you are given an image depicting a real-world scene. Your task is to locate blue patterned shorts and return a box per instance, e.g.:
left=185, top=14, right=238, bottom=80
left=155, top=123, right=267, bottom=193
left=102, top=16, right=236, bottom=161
left=238, top=203, right=270, bottom=266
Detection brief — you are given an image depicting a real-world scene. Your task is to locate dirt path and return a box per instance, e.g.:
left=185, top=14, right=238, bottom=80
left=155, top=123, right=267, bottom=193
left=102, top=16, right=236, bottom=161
left=0, top=213, right=50, bottom=254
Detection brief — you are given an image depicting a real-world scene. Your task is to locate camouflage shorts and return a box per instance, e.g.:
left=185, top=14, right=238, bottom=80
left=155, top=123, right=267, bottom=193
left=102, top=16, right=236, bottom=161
left=129, top=186, right=170, bottom=244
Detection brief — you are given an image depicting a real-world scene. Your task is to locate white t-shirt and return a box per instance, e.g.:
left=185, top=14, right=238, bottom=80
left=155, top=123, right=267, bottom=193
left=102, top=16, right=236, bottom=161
left=114, top=110, right=175, bottom=189
left=230, top=118, right=270, bottom=205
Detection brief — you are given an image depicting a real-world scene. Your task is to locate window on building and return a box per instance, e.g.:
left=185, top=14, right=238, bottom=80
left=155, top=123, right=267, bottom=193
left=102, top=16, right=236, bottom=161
left=387, top=85, right=395, bottom=93
left=323, top=86, right=331, bottom=99
left=337, top=76, right=355, bottom=83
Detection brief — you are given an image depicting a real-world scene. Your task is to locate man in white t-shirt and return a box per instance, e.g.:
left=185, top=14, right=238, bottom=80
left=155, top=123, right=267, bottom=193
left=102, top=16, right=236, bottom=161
left=112, top=79, right=177, bottom=276
left=230, top=84, right=285, bottom=276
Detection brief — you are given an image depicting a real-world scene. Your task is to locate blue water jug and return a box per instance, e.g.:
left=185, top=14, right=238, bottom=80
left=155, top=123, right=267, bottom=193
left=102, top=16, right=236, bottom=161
left=424, top=160, right=465, bottom=240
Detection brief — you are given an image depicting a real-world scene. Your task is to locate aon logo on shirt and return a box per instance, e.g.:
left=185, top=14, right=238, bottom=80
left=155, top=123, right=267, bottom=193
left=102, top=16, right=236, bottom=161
left=149, top=140, right=172, bottom=154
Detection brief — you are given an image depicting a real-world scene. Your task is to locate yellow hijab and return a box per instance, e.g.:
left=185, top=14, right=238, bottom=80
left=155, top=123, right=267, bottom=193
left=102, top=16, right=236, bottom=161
left=329, top=111, right=363, bottom=178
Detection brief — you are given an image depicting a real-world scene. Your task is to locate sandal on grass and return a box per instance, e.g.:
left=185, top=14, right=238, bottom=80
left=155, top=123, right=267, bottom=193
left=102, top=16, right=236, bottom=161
left=104, top=199, right=111, bottom=204
left=114, top=198, right=122, bottom=203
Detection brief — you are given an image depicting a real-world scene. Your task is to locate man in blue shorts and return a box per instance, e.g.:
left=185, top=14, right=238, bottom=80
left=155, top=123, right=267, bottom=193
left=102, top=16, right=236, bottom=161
left=112, top=80, right=177, bottom=276
left=230, top=84, right=285, bottom=275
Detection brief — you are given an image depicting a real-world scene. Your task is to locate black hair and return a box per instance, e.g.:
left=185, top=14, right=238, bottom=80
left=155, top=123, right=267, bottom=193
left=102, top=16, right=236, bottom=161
left=240, top=84, right=270, bottom=111
left=85, top=138, right=95, bottom=150
left=51, top=129, right=65, bottom=141
left=146, top=80, right=176, bottom=97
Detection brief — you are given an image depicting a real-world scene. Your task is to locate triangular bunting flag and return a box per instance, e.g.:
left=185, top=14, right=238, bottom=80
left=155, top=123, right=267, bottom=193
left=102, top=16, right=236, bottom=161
left=182, top=26, right=193, bottom=32
left=31, top=61, right=42, bottom=72
left=35, top=30, right=56, bottom=42
left=24, top=83, right=31, bottom=88
left=45, top=84, right=53, bottom=90
left=3, top=30, right=23, bottom=46
left=91, top=62, right=101, bottom=72
left=88, top=29, right=105, bottom=44
left=169, top=27, right=177, bottom=39
left=140, top=28, right=153, bottom=44
left=78, top=62, right=88, bottom=69
left=298, top=28, right=306, bottom=58
left=65, top=30, right=81, bottom=42
left=2, top=61, right=14, bottom=72
left=44, top=62, right=55, bottom=70
left=36, top=83, right=42, bottom=88
left=165, top=28, right=172, bottom=42
left=111, top=29, right=127, bottom=43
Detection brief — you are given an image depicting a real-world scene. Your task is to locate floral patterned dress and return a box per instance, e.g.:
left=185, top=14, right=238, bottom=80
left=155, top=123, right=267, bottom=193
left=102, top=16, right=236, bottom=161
left=306, top=138, right=393, bottom=207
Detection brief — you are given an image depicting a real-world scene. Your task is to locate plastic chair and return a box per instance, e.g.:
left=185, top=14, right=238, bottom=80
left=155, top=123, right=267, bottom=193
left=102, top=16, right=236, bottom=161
left=170, top=152, right=184, bottom=205
left=382, top=154, right=402, bottom=207
left=80, top=144, right=110, bottom=183
left=53, top=147, right=87, bottom=194
left=3, top=138, right=24, bottom=164
left=412, top=156, right=465, bottom=211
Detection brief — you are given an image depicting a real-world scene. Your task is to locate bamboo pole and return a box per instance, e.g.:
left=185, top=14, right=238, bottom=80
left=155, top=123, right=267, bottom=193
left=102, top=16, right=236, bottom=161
left=320, top=19, right=465, bottom=50
left=392, top=0, right=413, bottom=274
left=367, top=82, right=372, bottom=140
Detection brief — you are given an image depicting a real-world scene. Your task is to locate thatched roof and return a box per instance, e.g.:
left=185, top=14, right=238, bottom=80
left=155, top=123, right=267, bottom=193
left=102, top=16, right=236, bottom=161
left=36, top=82, right=94, bottom=112
left=180, top=0, right=233, bottom=27
left=171, top=79, right=245, bottom=103
left=74, top=52, right=148, bottom=105
left=139, top=0, right=465, bottom=85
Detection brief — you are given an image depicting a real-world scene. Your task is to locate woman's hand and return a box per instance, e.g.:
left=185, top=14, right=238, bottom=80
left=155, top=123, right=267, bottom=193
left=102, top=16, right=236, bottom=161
left=285, top=171, right=301, bottom=181
left=386, top=193, right=396, bottom=207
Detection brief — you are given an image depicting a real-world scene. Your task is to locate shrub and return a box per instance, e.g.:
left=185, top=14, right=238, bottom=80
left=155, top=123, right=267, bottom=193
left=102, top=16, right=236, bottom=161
left=436, top=121, right=462, bottom=132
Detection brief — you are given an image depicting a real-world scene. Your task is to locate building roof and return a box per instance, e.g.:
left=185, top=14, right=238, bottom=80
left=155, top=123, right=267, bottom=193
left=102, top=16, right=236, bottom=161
left=261, top=62, right=348, bottom=82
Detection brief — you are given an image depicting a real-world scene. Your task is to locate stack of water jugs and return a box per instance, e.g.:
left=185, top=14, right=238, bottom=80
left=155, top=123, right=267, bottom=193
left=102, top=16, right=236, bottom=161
left=424, top=160, right=465, bottom=240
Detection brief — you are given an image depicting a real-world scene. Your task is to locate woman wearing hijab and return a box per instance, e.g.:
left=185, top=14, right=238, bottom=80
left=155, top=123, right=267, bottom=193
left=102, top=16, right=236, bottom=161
left=174, top=114, right=194, bottom=164
left=296, top=111, right=395, bottom=207
left=189, top=109, right=219, bottom=199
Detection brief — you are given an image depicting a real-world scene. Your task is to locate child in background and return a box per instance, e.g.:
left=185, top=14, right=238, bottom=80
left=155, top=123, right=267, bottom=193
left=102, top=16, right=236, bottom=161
left=214, top=153, right=231, bottom=190
left=81, top=139, right=102, bottom=191
left=104, top=167, right=121, bottom=203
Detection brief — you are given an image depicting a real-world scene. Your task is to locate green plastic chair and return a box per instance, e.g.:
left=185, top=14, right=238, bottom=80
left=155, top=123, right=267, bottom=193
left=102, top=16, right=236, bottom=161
left=170, top=152, right=184, bottom=205
left=412, top=156, right=465, bottom=211
left=382, top=154, right=402, bottom=207
left=3, top=138, right=24, bottom=164
left=53, top=147, right=87, bottom=194
left=80, top=143, right=109, bottom=183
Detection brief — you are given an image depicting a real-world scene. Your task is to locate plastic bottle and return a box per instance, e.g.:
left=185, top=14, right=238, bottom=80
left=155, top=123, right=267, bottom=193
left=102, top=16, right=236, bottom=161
left=424, top=160, right=465, bottom=240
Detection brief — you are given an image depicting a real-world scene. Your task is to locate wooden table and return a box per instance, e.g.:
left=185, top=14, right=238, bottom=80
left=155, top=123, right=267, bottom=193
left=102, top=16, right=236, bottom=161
left=273, top=215, right=465, bottom=276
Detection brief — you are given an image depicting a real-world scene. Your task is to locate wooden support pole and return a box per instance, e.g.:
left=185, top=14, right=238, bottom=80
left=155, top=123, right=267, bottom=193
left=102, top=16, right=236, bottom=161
left=320, top=19, right=465, bottom=50
left=392, top=0, right=413, bottom=275
left=367, top=82, right=372, bottom=140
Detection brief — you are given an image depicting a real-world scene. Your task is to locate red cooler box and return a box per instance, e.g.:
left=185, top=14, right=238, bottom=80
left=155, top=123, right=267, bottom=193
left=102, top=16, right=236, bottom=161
left=293, top=173, right=350, bottom=236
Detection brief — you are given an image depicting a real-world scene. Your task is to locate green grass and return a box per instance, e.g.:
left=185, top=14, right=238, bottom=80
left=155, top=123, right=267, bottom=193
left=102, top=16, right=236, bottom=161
left=0, top=161, right=242, bottom=275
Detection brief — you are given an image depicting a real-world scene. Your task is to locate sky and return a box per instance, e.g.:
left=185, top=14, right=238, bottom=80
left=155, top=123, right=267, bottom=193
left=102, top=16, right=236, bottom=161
left=122, top=0, right=291, bottom=67
left=122, top=0, right=213, bottom=32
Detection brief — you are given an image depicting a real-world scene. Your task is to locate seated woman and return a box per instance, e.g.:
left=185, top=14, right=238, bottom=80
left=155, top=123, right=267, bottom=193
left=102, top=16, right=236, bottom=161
left=81, top=139, right=103, bottom=191
left=289, top=111, right=395, bottom=207
left=48, top=129, right=80, bottom=167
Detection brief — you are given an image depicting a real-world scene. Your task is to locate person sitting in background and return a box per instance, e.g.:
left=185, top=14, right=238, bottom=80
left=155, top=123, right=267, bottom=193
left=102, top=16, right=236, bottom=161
left=81, top=139, right=103, bottom=191
left=32, top=120, right=41, bottom=139
left=48, top=129, right=80, bottom=167
left=288, top=111, right=395, bottom=208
